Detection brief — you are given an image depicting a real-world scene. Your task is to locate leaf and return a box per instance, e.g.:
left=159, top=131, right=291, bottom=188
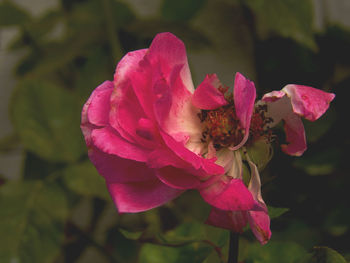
left=0, top=2, right=30, bottom=26
left=307, top=247, right=347, bottom=263
left=245, top=241, right=308, bottom=263
left=11, top=79, right=85, bottom=162
left=268, top=206, right=290, bottom=219
left=139, top=242, right=212, bottom=263
left=0, top=180, right=68, bottom=263
left=161, top=0, right=207, bottom=22
left=244, top=0, right=317, bottom=50
left=63, top=161, right=110, bottom=200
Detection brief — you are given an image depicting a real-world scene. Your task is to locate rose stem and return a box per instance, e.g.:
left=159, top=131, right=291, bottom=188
left=228, top=232, right=239, bottom=263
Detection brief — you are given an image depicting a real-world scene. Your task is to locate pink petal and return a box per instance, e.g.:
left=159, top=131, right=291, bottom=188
left=147, top=32, right=194, bottom=93
left=91, top=127, right=150, bottom=162
left=248, top=207, right=271, bottom=245
left=206, top=207, right=248, bottom=233
left=230, top=72, right=256, bottom=150
left=160, top=131, right=225, bottom=175
left=87, top=81, right=114, bottom=127
left=199, top=177, right=255, bottom=211
left=281, top=112, right=307, bottom=156
left=192, top=74, right=228, bottom=110
left=107, top=179, right=183, bottom=213
left=81, top=81, right=113, bottom=145
left=283, top=84, right=335, bottom=121
left=155, top=166, right=201, bottom=189
left=89, top=146, right=155, bottom=183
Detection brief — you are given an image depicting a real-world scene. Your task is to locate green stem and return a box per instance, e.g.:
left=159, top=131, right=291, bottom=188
left=228, top=232, right=239, bottom=263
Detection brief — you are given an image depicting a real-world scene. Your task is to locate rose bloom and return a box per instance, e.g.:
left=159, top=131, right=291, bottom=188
left=81, top=33, right=335, bottom=244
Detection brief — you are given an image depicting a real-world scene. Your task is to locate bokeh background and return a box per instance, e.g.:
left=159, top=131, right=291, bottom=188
left=1, top=0, right=349, bottom=262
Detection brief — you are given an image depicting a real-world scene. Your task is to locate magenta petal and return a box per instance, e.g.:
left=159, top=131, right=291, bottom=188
left=230, top=72, right=256, bottom=150
left=283, top=84, right=335, bottom=121
left=281, top=113, right=307, bottom=156
left=87, top=81, right=114, bottom=127
left=107, top=179, right=183, bottom=213
left=91, top=127, right=150, bottom=162
left=147, top=32, right=194, bottom=92
left=155, top=166, right=201, bottom=190
left=248, top=206, right=271, bottom=245
left=199, top=177, right=255, bottom=211
left=192, top=74, right=228, bottom=110
left=206, top=207, right=248, bottom=233
left=89, top=147, right=154, bottom=183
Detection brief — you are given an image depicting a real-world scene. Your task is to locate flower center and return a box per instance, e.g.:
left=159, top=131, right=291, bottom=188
left=198, top=104, right=244, bottom=150
left=198, top=102, right=274, bottom=150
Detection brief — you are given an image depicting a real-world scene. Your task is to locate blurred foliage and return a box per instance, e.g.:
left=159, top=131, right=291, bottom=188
left=0, top=0, right=349, bottom=262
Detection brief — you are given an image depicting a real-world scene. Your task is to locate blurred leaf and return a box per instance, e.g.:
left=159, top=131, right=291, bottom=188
left=245, top=241, right=308, bottom=263
left=268, top=206, right=290, bottom=219
left=0, top=1, right=30, bottom=26
left=0, top=133, right=19, bottom=153
left=0, top=180, right=68, bottom=263
left=161, top=0, right=207, bottom=22
left=76, top=48, right=113, bottom=102
left=293, top=147, right=340, bottom=176
left=139, top=242, right=212, bottom=263
left=303, top=108, right=336, bottom=143
left=119, top=229, right=143, bottom=240
left=307, top=247, right=347, bottom=263
left=63, top=161, right=110, bottom=200
left=244, top=0, right=317, bottom=50
left=126, top=19, right=211, bottom=50
left=11, top=79, right=85, bottom=162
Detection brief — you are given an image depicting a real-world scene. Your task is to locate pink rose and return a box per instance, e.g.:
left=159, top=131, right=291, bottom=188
left=81, top=32, right=335, bottom=244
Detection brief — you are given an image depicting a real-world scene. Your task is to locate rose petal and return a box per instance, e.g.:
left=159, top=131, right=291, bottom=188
left=230, top=72, right=256, bottom=150
left=91, top=127, right=150, bottom=162
left=87, top=81, right=114, bottom=127
left=248, top=207, right=271, bottom=245
left=155, top=166, right=201, bottom=189
left=281, top=112, right=307, bottom=156
left=147, top=32, right=194, bottom=93
left=192, top=74, right=228, bottom=110
left=89, top=146, right=154, bottom=183
left=107, top=179, right=183, bottom=213
left=199, top=177, right=255, bottom=211
left=206, top=207, right=248, bottom=233
left=283, top=84, right=335, bottom=121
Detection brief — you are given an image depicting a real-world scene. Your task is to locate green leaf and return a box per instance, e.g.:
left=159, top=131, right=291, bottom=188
left=11, top=79, right=85, bottom=162
left=139, top=242, right=212, bottom=263
left=244, top=0, right=317, bottom=50
left=307, top=247, right=347, bottom=263
left=63, top=161, right=111, bottom=200
left=245, top=241, right=308, bottom=263
left=268, top=206, right=290, bottom=219
left=161, top=0, right=207, bottom=22
left=0, top=180, right=68, bottom=263
left=0, top=2, right=30, bottom=26
left=119, top=229, right=143, bottom=240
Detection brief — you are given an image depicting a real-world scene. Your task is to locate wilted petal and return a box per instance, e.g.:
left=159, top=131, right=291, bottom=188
left=107, top=179, right=183, bottom=213
left=192, top=74, right=228, bottom=110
